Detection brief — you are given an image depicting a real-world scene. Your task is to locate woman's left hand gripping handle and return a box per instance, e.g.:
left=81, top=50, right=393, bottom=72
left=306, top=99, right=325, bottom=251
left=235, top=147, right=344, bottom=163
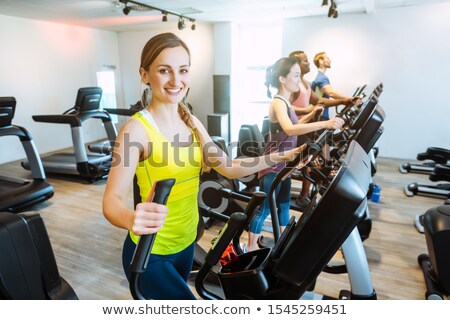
left=130, top=179, right=176, bottom=274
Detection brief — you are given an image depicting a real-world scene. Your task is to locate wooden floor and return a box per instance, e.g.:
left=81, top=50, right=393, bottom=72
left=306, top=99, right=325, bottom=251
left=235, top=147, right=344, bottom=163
left=0, top=156, right=445, bottom=300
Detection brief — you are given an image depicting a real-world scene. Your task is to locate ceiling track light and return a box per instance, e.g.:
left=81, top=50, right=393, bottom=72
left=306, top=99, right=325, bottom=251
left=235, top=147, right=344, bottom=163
left=327, top=6, right=334, bottom=17
left=178, top=18, right=186, bottom=30
left=119, top=0, right=197, bottom=30
left=327, top=0, right=338, bottom=18
left=188, top=18, right=196, bottom=30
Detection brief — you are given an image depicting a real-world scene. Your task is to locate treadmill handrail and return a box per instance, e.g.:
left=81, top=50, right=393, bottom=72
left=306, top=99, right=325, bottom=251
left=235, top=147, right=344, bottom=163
left=0, top=124, right=32, bottom=141
left=104, top=108, right=140, bottom=117
left=0, top=124, right=47, bottom=180
left=33, top=110, right=113, bottom=127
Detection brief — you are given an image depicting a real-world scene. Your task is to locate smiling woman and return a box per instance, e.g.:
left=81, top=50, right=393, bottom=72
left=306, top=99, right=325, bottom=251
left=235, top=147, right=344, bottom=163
left=103, top=33, right=201, bottom=300
left=102, top=32, right=303, bottom=300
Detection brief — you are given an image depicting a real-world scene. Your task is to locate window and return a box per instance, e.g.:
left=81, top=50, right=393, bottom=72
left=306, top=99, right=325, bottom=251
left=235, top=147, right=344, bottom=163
left=231, top=23, right=282, bottom=140
left=96, top=68, right=118, bottom=122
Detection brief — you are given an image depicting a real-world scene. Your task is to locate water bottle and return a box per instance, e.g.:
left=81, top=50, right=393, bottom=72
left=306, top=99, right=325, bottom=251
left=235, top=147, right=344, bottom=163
left=371, top=183, right=381, bottom=202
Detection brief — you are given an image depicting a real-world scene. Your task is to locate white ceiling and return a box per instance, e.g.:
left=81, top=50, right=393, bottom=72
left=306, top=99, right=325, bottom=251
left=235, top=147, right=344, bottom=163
left=0, top=0, right=449, bottom=31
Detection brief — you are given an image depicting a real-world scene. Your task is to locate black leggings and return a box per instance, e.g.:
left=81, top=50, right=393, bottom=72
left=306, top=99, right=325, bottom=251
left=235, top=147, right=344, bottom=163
left=122, top=234, right=196, bottom=300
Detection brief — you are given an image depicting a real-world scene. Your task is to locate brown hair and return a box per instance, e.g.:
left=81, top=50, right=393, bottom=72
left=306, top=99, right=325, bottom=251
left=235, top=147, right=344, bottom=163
left=313, top=51, right=327, bottom=68
left=265, top=57, right=299, bottom=98
left=140, top=32, right=209, bottom=172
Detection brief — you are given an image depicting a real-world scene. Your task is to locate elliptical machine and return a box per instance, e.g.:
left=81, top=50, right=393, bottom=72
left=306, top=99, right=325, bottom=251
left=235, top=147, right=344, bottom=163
left=405, top=163, right=450, bottom=200
left=400, top=147, right=450, bottom=174
left=0, top=211, right=78, bottom=299
left=198, top=124, right=265, bottom=229
left=418, top=204, right=450, bottom=300
left=195, top=140, right=376, bottom=300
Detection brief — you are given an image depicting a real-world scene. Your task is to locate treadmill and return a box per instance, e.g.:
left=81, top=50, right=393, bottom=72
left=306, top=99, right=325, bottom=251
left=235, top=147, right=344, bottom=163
left=22, top=87, right=117, bottom=182
left=88, top=104, right=142, bottom=154
left=0, top=97, right=54, bottom=212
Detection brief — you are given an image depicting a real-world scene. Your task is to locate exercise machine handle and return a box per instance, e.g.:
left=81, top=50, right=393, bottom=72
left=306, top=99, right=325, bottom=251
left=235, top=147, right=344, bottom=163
left=233, top=191, right=266, bottom=253
left=129, top=178, right=176, bottom=300
left=270, top=139, right=327, bottom=242
left=195, top=212, right=248, bottom=300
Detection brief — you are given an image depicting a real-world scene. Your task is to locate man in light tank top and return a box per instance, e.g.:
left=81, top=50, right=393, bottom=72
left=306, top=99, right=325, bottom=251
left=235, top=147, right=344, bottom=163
left=311, top=52, right=358, bottom=120
left=289, top=51, right=357, bottom=211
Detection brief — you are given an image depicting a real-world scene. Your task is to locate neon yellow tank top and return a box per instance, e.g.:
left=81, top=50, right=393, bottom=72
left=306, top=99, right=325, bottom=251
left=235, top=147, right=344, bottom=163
left=130, top=111, right=202, bottom=255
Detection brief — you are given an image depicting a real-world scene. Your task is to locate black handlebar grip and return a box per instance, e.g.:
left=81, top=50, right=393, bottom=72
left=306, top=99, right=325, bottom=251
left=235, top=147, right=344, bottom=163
left=130, top=178, right=176, bottom=274
left=204, top=212, right=247, bottom=267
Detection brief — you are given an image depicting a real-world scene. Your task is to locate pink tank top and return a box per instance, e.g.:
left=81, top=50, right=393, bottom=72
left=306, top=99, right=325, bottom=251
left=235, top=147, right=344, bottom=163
left=292, top=80, right=311, bottom=120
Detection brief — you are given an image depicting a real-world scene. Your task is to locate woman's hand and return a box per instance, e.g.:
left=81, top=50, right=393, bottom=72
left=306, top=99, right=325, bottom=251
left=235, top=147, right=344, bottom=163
left=299, top=104, right=324, bottom=124
left=324, top=117, right=345, bottom=130
left=352, top=96, right=363, bottom=107
left=131, top=202, right=168, bottom=235
left=279, top=144, right=308, bottom=162
left=312, top=104, right=324, bottom=116
left=344, top=97, right=355, bottom=106
left=304, top=105, right=315, bottom=114
left=296, top=154, right=314, bottom=169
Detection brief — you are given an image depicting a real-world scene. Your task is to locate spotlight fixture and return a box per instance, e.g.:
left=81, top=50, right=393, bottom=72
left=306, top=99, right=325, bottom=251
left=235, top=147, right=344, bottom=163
left=178, top=18, right=186, bottom=30
left=328, top=1, right=337, bottom=18
left=188, top=18, right=196, bottom=30
left=119, top=0, right=197, bottom=31
left=321, top=0, right=328, bottom=7
left=327, top=6, right=333, bottom=17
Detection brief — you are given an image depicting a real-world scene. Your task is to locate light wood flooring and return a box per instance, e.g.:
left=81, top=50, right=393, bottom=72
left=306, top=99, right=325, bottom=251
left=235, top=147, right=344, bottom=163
left=0, top=156, right=446, bottom=300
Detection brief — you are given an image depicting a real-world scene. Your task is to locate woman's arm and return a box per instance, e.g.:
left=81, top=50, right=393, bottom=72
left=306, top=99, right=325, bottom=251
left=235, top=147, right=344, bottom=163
left=292, top=104, right=314, bottom=116
left=193, top=117, right=304, bottom=180
left=299, top=105, right=324, bottom=124
left=273, top=99, right=341, bottom=136
left=102, top=119, right=168, bottom=234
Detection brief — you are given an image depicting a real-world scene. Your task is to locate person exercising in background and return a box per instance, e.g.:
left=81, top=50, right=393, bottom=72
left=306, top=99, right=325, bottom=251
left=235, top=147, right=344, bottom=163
left=102, top=32, right=304, bottom=300
left=247, top=57, right=344, bottom=252
left=288, top=50, right=356, bottom=210
left=312, top=52, right=357, bottom=120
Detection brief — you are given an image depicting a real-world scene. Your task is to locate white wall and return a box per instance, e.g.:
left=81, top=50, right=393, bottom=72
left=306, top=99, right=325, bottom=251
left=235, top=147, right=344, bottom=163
left=0, top=15, right=214, bottom=165
left=214, top=22, right=233, bottom=75
left=117, top=22, right=214, bottom=127
left=3, top=3, right=450, bottom=164
left=0, top=14, right=121, bottom=164
left=283, top=3, right=450, bottom=159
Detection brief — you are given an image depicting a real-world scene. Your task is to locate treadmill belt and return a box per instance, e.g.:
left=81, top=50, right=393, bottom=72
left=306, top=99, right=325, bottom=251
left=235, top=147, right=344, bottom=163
left=42, top=152, right=110, bottom=164
left=0, top=177, right=28, bottom=193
